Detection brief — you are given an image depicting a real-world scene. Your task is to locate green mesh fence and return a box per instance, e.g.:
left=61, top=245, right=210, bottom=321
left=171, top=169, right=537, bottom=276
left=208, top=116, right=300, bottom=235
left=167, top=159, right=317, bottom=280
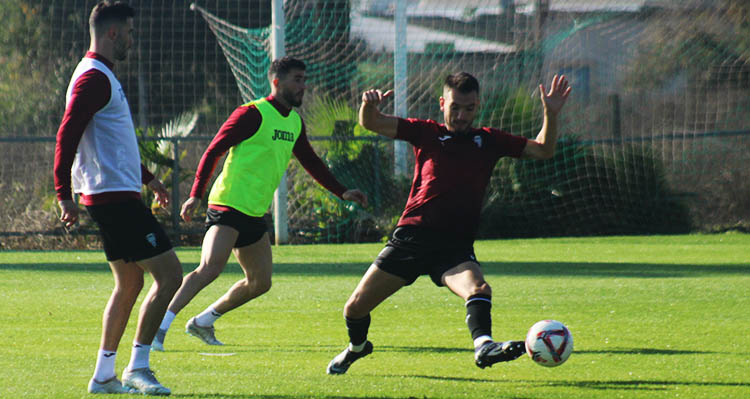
left=0, top=1, right=748, bottom=248
left=190, top=0, right=749, bottom=242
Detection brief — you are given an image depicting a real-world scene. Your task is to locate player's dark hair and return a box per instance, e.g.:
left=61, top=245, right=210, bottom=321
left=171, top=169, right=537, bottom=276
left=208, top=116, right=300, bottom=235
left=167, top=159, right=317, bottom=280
left=444, top=72, right=480, bottom=94
left=89, top=1, right=135, bottom=35
left=269, top=57, right=306, bottom=80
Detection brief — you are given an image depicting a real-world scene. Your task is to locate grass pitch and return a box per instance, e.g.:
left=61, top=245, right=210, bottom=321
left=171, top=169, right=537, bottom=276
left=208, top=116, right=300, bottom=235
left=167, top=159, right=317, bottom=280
left=1, top=234, right=748, bottom=398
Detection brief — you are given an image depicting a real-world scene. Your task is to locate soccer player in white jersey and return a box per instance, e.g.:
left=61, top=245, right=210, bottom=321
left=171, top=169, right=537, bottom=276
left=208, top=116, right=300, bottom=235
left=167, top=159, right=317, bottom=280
left=54, top=1, right=182, bottom=395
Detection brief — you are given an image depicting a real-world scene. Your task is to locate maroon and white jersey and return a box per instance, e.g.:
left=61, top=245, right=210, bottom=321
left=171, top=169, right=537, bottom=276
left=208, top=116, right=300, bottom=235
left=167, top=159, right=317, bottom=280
left=395, top=118, right=528, bottom=242
left=67, top=56, right=140, bottom=195
left=54, top=52, right=153, bottom=205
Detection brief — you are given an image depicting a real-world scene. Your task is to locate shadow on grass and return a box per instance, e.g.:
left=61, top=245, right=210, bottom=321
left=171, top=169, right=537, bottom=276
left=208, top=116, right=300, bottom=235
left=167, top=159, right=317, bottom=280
left=2, top=261, right=750, bottom=278
left=531, top=379, right=750, bottom=390
left=394, top=375, right=750, bottom=391
left=164, top=344, right=470, bottom=356
left=172, top=395, right=420, bottom=399
left=577, top=347, right=726, bottom=355
left=378, top=345, right=471, bottom=354
left=167, top=344, right=730, bottom=357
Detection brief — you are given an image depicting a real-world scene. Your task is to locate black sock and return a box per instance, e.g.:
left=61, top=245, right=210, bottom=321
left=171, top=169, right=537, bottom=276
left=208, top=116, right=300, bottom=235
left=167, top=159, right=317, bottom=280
left=345, top=314, right=371, bottom=346
left=465, top=294, right=492, bottom=340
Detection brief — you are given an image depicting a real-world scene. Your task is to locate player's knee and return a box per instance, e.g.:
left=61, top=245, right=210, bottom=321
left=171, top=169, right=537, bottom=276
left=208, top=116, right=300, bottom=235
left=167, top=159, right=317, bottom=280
left=196, top=261, right=224, bottom=281
left=162, top=271, right=182, bottom=294
left=115, top=279, right=143, bottom=297
left=251, top=276, right=272, bottom=296
left=343, top=296, right=367, bottom=319
left=469, top=281, right=492, bottom=298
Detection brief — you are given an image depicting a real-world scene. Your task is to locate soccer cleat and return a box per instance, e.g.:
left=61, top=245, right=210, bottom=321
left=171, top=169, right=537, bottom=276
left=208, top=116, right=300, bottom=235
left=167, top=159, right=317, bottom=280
left=185, top=317, right=223, bottom=346
left=326, top=341, right=374, bottom=375
left=88, top=376, right=135, bottom=394
left=474, top=340, right=526, bottom=369
left=151, top=328, right=167, bottom=352
left=121, top=367, right=171, bottom=396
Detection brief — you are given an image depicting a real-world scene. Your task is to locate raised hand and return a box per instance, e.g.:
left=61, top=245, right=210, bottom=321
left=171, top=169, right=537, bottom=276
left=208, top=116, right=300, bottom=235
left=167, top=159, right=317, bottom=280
left=361, top=89, right=393, bottom=107
left=539, top=75, right=572, bottom=116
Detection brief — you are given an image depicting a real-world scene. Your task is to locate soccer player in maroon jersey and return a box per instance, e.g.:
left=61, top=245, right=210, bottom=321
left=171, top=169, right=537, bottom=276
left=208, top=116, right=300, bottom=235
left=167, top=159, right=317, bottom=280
left=327, top=72, right=571, bottom=374
left=54, top=1, right=182, bottom=395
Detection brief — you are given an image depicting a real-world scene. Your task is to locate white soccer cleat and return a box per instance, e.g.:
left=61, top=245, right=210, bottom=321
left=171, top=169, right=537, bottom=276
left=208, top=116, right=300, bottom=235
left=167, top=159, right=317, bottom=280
left=88, top=376, right=135, bottom=394
left=185, top=317, right=223, bottom=346
left=121, top=367, right=171, bottom=396
left=151, top=328, right=167, bottom=352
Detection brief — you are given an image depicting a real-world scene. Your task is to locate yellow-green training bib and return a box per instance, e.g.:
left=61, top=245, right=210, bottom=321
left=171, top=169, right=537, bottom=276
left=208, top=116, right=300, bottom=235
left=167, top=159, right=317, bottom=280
left=208, top=98, right=301, bottom=217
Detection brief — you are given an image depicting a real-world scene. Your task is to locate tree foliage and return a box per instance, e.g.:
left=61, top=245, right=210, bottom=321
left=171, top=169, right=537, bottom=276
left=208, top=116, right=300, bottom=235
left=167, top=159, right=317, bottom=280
left=0, top=1, right=72, bottom=136
left=625, top=1, right=750, bottom=90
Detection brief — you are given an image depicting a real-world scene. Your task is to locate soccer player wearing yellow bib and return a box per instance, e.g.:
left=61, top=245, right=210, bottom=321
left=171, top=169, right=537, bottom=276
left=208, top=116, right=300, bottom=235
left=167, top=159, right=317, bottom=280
left=152, top=57, right=368, bottom=350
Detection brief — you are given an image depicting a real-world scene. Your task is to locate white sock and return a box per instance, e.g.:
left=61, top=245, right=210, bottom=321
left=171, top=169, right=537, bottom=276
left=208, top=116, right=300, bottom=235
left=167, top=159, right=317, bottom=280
left=474, top=335, right=493, bottom=349
left=93, top=350, right=117, bottom=382
left=127, top=342, right=151, bottom=371
left=349, top=342, right=366, bottom=352
left=194, top=307, right=222, bottom=327
left=159, top=310, right=177, bottom=331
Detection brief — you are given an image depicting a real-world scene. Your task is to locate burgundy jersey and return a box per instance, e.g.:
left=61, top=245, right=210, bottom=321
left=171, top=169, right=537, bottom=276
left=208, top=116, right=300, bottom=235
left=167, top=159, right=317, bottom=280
left=395, top=118, right=528, bottom=242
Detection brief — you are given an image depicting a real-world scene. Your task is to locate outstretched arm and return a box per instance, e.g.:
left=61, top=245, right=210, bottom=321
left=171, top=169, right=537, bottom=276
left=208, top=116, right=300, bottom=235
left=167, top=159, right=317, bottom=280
left=522, top=75, right=572, bottom=160
left=293, top=128, right=368, bottom=208
left=359, top=89, right=399, bottom=139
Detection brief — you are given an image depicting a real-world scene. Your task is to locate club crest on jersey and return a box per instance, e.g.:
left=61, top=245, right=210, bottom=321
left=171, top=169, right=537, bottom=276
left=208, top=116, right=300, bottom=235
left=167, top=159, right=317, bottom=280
left=145, top=233, right=157, bottom=247
left=272, top=129, right=295, bottom=142
left=474, top=135, right=483, bottom=148
left=438, top=135, right=452, bottom=146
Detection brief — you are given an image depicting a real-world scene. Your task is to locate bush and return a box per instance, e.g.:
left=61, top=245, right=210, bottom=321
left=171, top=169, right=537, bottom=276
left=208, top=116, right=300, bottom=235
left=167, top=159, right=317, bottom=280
left=287, top=106, right=412, bottom=244
left=479, top=137, right=692, bottom=238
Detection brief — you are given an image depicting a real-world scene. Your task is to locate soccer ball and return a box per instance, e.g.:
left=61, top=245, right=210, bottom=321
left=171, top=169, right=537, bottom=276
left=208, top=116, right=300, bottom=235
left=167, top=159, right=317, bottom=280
left=525, top=320, right=573, bottom=367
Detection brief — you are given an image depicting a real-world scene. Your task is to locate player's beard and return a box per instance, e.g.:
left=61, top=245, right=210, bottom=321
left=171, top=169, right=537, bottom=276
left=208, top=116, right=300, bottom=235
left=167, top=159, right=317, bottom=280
left=282, top=90, right=303, bottom=107
left=449, top=119, right=472, bottom=134
left=113, top=39, right=129, bottom=61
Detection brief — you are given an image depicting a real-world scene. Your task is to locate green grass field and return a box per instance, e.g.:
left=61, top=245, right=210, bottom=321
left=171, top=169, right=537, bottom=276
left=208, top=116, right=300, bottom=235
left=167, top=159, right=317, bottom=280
left=1, top=234, right=749, bottom=398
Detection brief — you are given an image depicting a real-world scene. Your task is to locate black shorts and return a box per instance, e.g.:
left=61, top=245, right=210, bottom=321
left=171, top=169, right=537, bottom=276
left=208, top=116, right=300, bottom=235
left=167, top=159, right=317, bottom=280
left=373, top=226, right=478, bottom=286
left=86, top=199, right=173, bottom=263
left=205, top=207, right=268, bottom=248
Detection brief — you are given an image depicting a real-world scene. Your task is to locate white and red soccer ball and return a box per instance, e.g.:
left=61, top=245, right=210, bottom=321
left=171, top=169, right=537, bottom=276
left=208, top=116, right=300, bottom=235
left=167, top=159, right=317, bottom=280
left=525, top=320, right=573, bottom=367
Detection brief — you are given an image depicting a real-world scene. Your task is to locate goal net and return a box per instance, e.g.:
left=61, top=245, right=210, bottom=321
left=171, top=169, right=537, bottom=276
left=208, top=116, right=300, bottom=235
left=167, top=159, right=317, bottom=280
left=191, top=0, right=749, bottom=241
left=0, top=0, right=747, bottom=247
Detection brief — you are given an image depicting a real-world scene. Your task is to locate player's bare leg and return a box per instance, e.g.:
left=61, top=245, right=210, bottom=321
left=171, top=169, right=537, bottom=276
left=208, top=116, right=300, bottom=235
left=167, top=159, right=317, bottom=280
left=185, top=232, right=272, bottom=346
left=152, top=225, right=236, bottom=349
left=328, top=265, right=406, bottom=375
left=89, top=260, right=144, bottom=393
left=344, top=265, right=406, bottom=319
left=168, top=225, right=238, bottom=314
left=101, top=261, right=145, bottom=352
left=120, top=250, right=181, bottom=395
left=442, top=261, right=524, bottom=368
left=134, top=250, right=183, bottom=345
left=441, top=261, right=491, bottom=300
left=211, top=232, right=273, bottom=313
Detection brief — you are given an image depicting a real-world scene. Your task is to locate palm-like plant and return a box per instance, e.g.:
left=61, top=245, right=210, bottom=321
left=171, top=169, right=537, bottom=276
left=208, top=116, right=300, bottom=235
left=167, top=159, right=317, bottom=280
left=138, top=111, right=199, bottom=210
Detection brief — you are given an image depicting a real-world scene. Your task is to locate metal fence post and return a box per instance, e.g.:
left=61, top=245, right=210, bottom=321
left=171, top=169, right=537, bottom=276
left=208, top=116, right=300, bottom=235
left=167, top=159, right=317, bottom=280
left=271, top=0, right=289, bottom=244
left=171, top=137, right=181, bottom=230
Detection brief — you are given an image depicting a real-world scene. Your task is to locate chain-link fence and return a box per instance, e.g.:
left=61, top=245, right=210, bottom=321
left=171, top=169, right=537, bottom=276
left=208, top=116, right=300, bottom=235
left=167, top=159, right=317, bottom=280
left=1, top=0, right=748, bottom=249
